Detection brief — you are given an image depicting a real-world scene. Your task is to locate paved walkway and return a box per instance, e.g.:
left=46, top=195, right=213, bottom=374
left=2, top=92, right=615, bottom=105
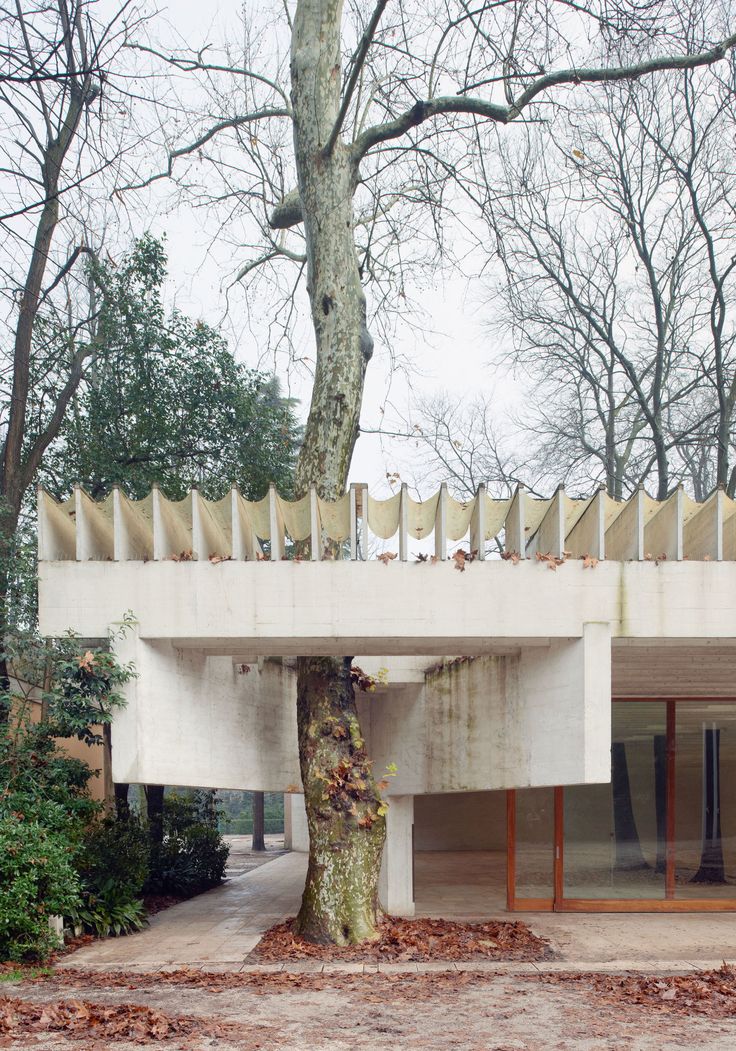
left=223, top=834, right=286, bottom=878
left=58, top=851, right=736, bottom=974
left=58, top=851, right=306, bottom=971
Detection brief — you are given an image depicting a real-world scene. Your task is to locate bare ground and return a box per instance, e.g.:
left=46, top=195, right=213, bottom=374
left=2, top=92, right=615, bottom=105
left=2, top=969, right=736, bottom=1050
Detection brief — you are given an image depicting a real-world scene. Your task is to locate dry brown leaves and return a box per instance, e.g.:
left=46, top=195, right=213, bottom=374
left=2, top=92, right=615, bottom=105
left=34, top=967, right=497, bottom=1003
left=77, top=650, right=97, bottom=672
left=169, top=549, right=193, bottom=562
left=251, top=916, right=553, bottom=963
left=536, top=963, right=736, bottom=1020
left=535, top=551, right=565, bottom=570
left=501, top=551, right=521, bottom=565
left=451, top=549, right=478, bottom=571
left=0, top=994, right=258, bottom=1045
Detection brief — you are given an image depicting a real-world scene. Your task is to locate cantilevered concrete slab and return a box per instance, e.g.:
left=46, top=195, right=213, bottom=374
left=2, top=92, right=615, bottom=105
left=36, top=483, right=736, bottom=917
left=38, top=559, right=736, bottom=654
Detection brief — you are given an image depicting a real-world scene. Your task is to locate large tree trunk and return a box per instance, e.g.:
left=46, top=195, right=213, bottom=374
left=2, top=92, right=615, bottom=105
left=612, top=742, right=648, bottom=871
left=289, top=0, right=384, bottom=943
left=0, top=506, right=21, bottom=724
left=295, top=657, right=385, bottom=944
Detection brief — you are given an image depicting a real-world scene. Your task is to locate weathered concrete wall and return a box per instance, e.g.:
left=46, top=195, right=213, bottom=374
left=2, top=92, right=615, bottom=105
left=106, top=626, right=609, bottom=793
left=359, top=624, right=611, bottom=794
left=110, top=633, right=300, bottom=791
left=284, top=793, right=309, bottom=852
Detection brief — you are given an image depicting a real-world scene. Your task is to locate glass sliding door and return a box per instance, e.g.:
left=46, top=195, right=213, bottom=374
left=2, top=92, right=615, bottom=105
left=563, top=702, right=667, bottom=901
left=675, top=702, right=736, bottom=899
left=509, top=699, right=736, bottom=913
left=509, top=787, right=555, bottom=908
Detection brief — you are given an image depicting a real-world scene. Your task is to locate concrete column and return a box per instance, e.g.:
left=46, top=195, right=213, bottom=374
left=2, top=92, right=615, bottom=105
left=283, top=792, right=309, bottom=851
left=379, top=794, right=414, bottom=917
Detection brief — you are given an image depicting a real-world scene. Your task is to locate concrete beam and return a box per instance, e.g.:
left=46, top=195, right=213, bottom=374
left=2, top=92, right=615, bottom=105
left=38, top=559, right=736, bottom=654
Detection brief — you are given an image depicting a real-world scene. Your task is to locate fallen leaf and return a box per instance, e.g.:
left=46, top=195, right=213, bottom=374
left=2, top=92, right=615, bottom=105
left=78, top=650, right=96, bottom=672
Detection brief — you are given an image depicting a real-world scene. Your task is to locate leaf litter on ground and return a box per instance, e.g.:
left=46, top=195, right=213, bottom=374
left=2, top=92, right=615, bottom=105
left=533, top=963, right=736, bottom=1020
left=0, top=993, right=277, bottom=1046
left=250, top=915, right=555, bottom=962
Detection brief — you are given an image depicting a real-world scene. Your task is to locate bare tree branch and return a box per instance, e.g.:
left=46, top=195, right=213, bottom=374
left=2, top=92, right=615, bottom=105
left=323, top=0, right=389, bottom=157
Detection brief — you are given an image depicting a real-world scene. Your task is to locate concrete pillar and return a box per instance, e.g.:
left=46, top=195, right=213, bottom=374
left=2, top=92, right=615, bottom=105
left=379, top=794, right=414, bottom=917
left=283, top=792, right=309, bottom=851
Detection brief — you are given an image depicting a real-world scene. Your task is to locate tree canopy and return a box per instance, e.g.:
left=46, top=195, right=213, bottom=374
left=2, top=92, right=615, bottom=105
left=41, top=236, right=301, bottom=502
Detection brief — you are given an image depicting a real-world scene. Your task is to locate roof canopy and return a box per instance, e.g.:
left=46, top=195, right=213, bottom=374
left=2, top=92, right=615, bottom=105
left=37, top=483, right=736, bottom=563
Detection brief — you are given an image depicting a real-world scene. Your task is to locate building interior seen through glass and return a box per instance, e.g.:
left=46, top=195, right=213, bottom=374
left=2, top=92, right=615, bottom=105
left=565, top=700, right=736, bottom=901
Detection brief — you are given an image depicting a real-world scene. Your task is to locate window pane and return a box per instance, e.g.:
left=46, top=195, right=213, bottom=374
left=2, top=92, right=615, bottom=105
left=515, top=787, right=554, bottom=900
left=564, top=702, right=667, bottom=899
left=675, top=702, right=736, bottom=899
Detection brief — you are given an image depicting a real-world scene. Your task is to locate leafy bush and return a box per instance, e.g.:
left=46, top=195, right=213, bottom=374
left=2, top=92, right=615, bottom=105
left=68, top=878, right=147, bottom=938
left=0, top=812, right=81, bottom=962
left=0, top=622, right=136, bottom=959
left=146, top=793, right=229, bottom=896
left=70, top=813, right=149, bottom=937
left=75, top=813, right=149, bottom=901
left=0, top=722, right=99, bottom=840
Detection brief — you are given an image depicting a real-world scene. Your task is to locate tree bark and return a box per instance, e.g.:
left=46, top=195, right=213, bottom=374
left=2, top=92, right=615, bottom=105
left=146, top=784, right=166, bottom=846
left=251, top=791, right=266, bottom=851
left=287, top=0, right=385, bottom=944
left=295, top=657, right=385, bottom=944
left=653, top=734, right=667, bottom=876
left=102, top=723, right=115, bottom=813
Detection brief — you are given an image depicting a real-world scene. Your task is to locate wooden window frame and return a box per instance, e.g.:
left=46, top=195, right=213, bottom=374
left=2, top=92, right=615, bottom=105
left=507, top=697, right=736, bottom=913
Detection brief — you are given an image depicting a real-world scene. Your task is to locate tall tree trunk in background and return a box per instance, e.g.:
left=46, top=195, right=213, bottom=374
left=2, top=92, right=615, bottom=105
left=0, top=3, right=96, bottom=722
left=612, top=742, right=648, bottom=870
left=289, top=0, right=385, bottom=944
left=102, top=724, right=115, bottom=812
left=252, top=791, right=265, bottom=851
left=653, top=735, right=667, bottom=875
left=692, top=728, right=725, bottom=884
left=146, top=784, right=166, bottom=846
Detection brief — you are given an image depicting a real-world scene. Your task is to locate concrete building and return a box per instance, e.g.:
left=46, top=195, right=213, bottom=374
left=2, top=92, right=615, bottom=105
left=37, top=482, right=736, bottom=915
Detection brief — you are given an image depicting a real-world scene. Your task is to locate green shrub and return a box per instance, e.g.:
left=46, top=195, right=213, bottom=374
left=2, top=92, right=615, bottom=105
left=0, top=623, right=137, bottom=958
left=68, top=878, right=147, bottom=938
left=0, top=722, right=99, bottom=840
left=0, top=812, right=81, bottom=962
left=75, top=813, right=149, bottom=900
left=146, top=793, right=229, bottom=896
left=70, top=812, right=149, bottom=937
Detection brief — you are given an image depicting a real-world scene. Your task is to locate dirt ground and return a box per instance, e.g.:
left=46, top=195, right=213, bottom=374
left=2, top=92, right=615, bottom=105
left=3, top=969, right=736, bottom=1050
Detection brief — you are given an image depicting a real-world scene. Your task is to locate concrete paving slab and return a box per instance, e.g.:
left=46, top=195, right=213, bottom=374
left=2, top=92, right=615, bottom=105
left=54, top=850, right=736, bottom=975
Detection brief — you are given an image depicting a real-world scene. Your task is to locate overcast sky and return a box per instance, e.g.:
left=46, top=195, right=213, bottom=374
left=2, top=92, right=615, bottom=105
left=132, top=0, right=521, bottom=497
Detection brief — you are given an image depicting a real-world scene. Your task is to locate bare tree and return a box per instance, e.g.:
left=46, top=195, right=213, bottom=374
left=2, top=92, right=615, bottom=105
left=132, top=0, right=736, bottom=943
left=473, top=64, right=736, bottom=500
left=0, top=0, right=148, bottom=645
